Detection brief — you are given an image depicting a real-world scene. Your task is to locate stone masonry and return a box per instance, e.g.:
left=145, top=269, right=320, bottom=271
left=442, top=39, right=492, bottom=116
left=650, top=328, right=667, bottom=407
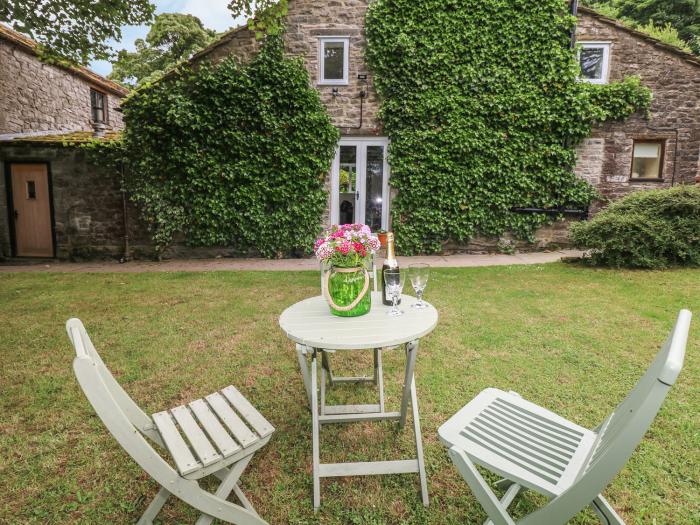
left=0, top=26, right=126, bottom=136
left=193, top=0, right=381, bottom=137
left=576, top=8, right=700, bottom=207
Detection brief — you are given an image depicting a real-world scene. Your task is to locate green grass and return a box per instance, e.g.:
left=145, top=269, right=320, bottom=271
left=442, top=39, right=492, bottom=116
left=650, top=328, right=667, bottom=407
left=0, top=263, right=698, bottom=524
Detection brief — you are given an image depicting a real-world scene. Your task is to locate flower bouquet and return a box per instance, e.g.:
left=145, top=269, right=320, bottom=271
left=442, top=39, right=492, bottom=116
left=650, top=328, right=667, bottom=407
left=315, top=224, right=381, bottom=317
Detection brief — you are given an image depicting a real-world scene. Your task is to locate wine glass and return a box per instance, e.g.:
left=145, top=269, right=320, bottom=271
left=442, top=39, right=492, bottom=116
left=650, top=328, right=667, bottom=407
left=409, top=263, right=430, bottom=309
left=384, top=268, right=405, bottom=317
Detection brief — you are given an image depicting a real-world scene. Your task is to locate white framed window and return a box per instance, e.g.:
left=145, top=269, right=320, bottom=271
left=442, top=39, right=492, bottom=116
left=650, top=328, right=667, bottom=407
left=631, top=140, right=665, bottom=180
left=578, top=42, right=611, bottom=84
left=319, top=37, right=349, bottom=85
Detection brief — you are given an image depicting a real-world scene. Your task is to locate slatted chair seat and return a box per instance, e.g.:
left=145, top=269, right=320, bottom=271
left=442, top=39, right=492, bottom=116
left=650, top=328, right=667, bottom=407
left=153, top=386, right=275, bottom=479
left=439, top=310, right=691, bottom=525
left=67, top=318, right=274, bottom=525
left=439, top=388, right=597, bottom=498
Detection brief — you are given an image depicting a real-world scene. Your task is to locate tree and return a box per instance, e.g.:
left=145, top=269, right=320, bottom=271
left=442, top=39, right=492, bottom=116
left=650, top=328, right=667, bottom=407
left=109, top=13, right=217, bottom=87
left=0, top=0, right=154, bottom=65
left=585, top=0, right=700, bottom=54
left=227, top=0, right=288, bottom=36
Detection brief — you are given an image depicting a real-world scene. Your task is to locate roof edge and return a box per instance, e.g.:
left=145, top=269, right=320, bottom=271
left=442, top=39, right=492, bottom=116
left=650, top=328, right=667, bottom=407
left=0, top=24, right=130, bottom=96
left=578, top=6, right=700, bottom=68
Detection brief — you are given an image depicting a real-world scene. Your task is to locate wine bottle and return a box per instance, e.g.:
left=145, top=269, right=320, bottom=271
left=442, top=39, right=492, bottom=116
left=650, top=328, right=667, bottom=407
left=382, top=232, right=400, bottom=306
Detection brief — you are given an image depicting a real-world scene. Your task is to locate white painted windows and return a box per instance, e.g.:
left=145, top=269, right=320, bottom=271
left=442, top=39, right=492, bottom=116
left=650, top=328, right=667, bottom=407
left=579, top=42, right=611, bottom=84
left=319, top=37, right=349, bottom=85
left=90, top=88, right=107, bottom=123
left=631, top=141, right=664, bottom=179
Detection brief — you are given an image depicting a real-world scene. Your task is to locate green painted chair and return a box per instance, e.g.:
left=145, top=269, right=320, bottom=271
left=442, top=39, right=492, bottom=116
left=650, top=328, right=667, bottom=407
left=67, top=318, right=274, bottom=525
left=439, top=310, right=691, bottom=525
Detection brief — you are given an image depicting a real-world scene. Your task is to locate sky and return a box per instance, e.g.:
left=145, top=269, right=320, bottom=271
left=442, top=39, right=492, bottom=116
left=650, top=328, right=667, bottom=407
left=90, top=0, right=246, bottom=77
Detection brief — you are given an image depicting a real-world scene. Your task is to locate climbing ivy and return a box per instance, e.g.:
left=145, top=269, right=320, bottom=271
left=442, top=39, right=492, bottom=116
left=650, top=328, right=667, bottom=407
left=112, top=35, right=339, bottom=257
left=366, top=0, right=652, bottom=254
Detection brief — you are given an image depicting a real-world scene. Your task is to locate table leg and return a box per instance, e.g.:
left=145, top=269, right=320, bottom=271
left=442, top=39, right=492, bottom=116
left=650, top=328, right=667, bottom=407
left=375, top=348, right=385, bottom=412
left=411, top=375, right=429, bottom=507
left=310, top=349, right=321, bottom=511
left=399, top=340, right=419, bottom=429
left=296, top=344, right=312, bottom=409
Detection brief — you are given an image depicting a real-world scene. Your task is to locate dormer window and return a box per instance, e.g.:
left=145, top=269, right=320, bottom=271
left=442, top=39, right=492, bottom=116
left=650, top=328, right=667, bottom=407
left=90, top=88, right=107, bottom=123
left=319, top=37, right=349, bottom=85
left=578, top=42, right=611, bottom=84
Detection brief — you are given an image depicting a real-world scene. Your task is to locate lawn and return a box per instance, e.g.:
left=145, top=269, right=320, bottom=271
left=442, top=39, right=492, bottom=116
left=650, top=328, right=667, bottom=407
left=0, top=263, right=698, bottom=524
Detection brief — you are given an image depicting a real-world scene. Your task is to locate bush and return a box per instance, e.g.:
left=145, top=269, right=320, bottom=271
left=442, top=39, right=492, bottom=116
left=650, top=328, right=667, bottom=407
left=570, top=186, right=700, bottom=268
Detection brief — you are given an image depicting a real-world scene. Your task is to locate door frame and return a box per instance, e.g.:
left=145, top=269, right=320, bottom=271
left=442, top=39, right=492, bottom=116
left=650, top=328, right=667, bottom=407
left=4, top=161, right=57, bottom=258
left=330, top=136, right=390, bottom=229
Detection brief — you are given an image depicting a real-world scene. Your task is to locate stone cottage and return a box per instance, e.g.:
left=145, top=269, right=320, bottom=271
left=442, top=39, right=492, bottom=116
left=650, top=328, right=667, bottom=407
left=1, top=3, right=699, bottom=259
left=0, top=24, right=144, bottom=259
left=189, top=2, right=700, bottom=248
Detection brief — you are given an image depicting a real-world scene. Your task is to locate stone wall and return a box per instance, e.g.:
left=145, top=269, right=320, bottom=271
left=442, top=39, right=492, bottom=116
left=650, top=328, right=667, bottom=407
left=0, top=39, right=124, bottom=135
left=0, top=145, right=149, bottom=259
left=195, top=0, right=382, bottom=137
left=575, top=11, right=700, bottom=208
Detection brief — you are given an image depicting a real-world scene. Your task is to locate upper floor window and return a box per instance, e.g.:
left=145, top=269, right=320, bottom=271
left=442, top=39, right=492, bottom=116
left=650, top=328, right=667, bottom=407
left=90, top=89, right=107, bottom=123
left=579, top=42, right=611, bottom=84
left=631, top=141, right=664, bottom=180
left=319, top=37, right=349, bottom=85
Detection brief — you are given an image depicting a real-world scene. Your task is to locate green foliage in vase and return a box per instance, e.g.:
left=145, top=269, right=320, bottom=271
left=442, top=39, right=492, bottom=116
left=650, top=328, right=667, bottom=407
left=365, top=0, right=652, bottom=254
left=109, top=13, right=217, bottom=87
left=89, top=34, right=338, bottom=257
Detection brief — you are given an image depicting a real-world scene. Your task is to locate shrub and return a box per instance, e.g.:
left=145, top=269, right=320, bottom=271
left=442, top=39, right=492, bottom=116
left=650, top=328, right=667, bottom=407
left=570, top=186, right=700, bottom=268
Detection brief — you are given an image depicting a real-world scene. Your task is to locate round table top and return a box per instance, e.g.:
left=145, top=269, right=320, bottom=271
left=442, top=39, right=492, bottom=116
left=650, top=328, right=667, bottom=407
left=279, top=292, right=438, bottom=350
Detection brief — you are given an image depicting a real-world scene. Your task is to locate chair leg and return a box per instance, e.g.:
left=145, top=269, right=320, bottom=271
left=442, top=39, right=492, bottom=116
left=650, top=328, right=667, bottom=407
left=137, top=487, right=170, bottom=525
left=447, top=447, right=517, bottom=525
left=195, top=455, right=255, bottom=525
left=591, top=495, right=626, bottom=525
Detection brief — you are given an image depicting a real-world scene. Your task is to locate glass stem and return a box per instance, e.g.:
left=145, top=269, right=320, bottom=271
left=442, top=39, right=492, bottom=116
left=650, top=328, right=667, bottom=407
left=417, top=290, right=423, bottom=305
left=392, top=294, right=398, bottom=313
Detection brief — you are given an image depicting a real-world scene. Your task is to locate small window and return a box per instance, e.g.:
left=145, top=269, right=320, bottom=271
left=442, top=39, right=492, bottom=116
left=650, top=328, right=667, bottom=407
left=26, top=180, right=36, bottom=199
left=579, top=42, right=611, bottom=84
left=631, top=141, right=664, bottom=180
left=319, top=37, right=349, bottom=85
left=90, top=89, right=106, bottom=123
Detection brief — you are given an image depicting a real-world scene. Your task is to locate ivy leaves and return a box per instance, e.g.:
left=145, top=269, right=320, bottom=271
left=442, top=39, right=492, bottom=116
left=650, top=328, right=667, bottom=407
left=366, top=0, right=651, bottom=254
left=117, top=35, right=339, bottom=257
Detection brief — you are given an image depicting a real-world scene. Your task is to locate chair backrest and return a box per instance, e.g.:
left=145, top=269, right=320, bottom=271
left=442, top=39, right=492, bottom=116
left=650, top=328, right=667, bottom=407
left=520, top=309, right=691, bottom=525
left=67, top=318, right=163, bottom=445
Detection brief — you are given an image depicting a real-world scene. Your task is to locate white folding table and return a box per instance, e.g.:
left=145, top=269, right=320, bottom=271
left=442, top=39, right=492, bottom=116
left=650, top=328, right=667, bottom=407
left=279, top=291, right=438, bottom=510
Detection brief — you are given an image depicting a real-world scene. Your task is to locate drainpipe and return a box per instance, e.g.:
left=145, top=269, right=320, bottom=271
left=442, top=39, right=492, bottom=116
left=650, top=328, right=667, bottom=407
left=119, top=161, right=130, bottom=263
left=570, top=0, right=579, bottom=49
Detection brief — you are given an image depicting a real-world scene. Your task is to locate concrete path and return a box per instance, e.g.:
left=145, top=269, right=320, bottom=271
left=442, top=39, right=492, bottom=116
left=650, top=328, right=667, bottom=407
left=0, top=250, right=583, bottom=273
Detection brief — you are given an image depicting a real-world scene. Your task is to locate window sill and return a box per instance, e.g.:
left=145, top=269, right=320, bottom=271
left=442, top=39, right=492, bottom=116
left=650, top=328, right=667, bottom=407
left=318, top=81, right=349, bottom=87
left=630, top=178, right=665, bottom=183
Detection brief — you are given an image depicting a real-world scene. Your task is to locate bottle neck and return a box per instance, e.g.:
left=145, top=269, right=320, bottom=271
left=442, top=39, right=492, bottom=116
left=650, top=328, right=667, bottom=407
left=386, top=238, right=396, bottom=263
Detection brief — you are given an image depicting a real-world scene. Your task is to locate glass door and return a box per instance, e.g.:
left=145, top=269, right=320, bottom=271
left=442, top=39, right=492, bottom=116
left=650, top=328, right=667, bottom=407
left=331, top=138, right=389, bottom=230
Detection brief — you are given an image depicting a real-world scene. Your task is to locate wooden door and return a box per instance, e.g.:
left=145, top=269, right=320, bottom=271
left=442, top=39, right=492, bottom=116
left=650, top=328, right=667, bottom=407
left=10, top=164, right=53, bottom=257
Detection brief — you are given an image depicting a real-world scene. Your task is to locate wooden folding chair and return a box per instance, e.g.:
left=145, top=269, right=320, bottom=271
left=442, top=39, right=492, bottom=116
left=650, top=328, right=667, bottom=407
left=67, top=318, right=274, bottom=525
left=438, top=309, right=691, bottom=525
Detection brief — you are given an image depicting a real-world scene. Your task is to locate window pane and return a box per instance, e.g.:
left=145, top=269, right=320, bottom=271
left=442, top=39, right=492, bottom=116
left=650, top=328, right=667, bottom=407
left=323, top=41, right=345, bottom=80
left=338, top=146, right=357, bottom=224
left=631, top=143, right=662, bottom=179
left=365, top=146, right=384, bottom=232
left=26, top=180, right=36, bottom=200
left=91, top=90, right=106, bottom=122
left=580, top=47, right=604, bottom=80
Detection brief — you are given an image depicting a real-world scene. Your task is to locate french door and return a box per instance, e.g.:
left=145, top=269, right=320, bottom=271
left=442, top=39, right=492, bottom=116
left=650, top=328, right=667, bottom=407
left=330, top=137, right=390, bottom=231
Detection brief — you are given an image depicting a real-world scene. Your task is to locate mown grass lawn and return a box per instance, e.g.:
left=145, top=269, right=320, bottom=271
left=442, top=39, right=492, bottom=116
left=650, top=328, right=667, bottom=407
left=0, top=263, right=698, bottom=524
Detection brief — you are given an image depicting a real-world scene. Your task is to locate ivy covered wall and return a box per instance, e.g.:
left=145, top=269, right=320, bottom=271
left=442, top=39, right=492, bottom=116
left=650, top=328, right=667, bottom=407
left=115, top=35, right=339, bottom=257
left=366, top=0, right=651, bottom=254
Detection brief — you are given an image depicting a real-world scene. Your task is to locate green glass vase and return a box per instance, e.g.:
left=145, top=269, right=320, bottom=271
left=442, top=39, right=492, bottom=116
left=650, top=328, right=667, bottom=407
left=325, top=266, right=371, bottom=317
